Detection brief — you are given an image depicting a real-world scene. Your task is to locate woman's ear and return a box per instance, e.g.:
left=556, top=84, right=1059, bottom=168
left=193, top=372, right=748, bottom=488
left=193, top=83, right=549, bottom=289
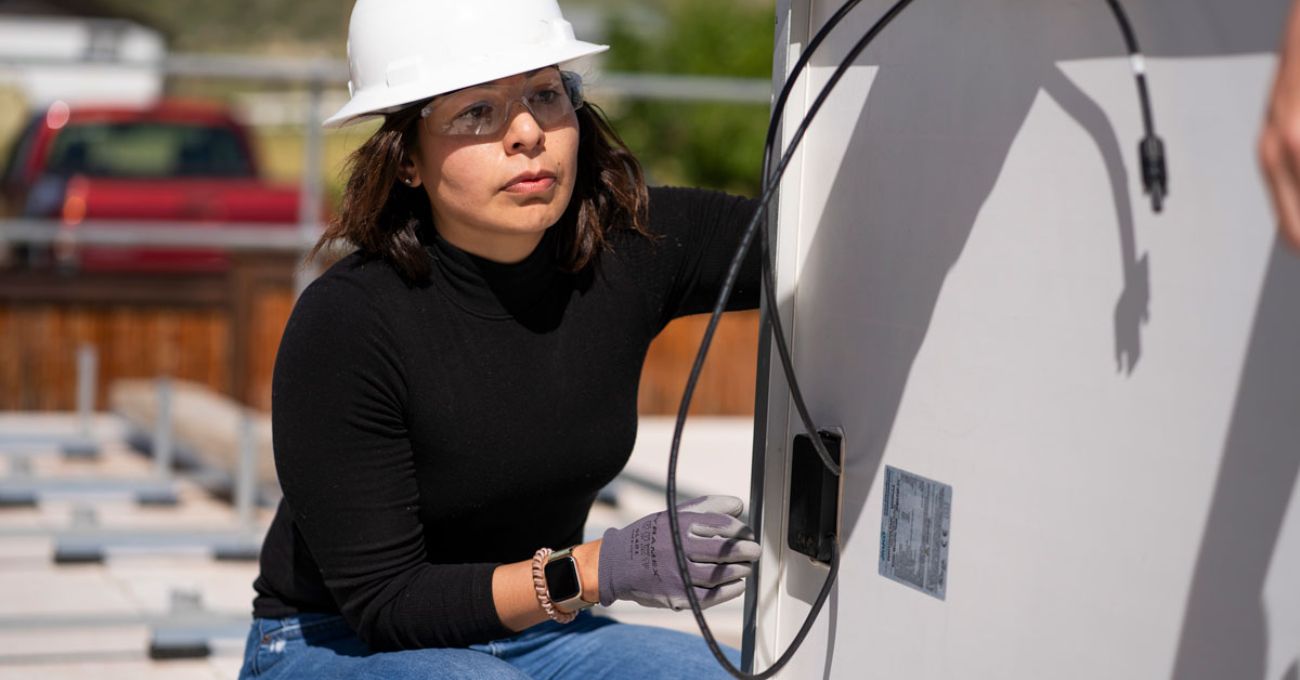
left=398, top=147, right=423, bottom=188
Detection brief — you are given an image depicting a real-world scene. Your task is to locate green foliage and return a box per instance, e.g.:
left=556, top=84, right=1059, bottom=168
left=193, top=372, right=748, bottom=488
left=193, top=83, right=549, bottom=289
left=94, top=0, right=350, bottom=54
left=603, top=1, right=775, bottom=196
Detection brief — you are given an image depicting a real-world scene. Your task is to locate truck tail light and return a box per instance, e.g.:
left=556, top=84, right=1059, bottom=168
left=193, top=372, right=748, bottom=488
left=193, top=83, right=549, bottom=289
left=61, top=177, right=87, bottom=226
left=56, top=176, right=87, bottom=268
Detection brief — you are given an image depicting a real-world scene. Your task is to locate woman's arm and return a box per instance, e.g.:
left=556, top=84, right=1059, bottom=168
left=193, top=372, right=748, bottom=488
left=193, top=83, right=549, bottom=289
left=632, top=186, right=763, bottom=333
left=495, top=496, right=761, bottom=628
left=491, top=540, right=601, bottom=631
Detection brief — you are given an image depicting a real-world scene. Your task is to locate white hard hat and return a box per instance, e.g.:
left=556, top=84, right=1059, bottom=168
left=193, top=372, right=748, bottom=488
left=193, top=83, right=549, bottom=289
left=323, top=0, right=609, bottom=129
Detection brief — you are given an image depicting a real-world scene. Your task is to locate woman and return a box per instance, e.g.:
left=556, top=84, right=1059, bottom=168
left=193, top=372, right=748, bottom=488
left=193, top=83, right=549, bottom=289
left=240, top=1, right=764, bottom=678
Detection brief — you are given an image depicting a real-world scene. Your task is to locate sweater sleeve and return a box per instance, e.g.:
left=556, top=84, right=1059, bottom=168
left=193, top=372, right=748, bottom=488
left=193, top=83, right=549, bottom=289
left=270, top=269, right=512, bottom=650
left=637, top=185, right=763, bottom=333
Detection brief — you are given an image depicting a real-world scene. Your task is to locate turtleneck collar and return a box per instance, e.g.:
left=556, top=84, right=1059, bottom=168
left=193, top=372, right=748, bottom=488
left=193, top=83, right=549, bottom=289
left=423, top=222, right=561, bottom=320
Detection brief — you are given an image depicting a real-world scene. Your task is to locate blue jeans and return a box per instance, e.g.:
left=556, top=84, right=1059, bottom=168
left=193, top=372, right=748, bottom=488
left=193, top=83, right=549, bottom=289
left=238, top=610, right=742, bottom=679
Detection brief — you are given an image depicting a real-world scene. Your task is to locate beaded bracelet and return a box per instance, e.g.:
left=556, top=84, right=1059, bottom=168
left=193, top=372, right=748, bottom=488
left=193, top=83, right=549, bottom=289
left=531, top=547, right=578, bottom=624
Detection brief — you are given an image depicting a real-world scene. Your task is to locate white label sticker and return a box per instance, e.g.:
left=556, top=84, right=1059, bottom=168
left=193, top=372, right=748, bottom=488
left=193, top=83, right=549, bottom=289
left=879, top=466, right=951, bottom=600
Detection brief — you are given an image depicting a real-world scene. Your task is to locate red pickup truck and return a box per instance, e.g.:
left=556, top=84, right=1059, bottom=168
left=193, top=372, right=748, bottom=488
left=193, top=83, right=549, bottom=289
left=1, top=99, right=304, bottom=273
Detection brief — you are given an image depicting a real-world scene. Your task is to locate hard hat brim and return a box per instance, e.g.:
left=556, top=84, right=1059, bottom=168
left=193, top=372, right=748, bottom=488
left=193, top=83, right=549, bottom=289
left=321, top=41, right=609, bottom=129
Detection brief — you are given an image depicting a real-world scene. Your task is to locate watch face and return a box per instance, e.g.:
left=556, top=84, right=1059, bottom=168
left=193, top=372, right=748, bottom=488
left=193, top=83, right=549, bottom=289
left=544, top=555, right=582, bottom=602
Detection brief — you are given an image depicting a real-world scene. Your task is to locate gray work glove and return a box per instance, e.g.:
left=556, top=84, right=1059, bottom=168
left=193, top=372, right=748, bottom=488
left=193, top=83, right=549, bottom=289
left=598, top=495, right=761, bottom=610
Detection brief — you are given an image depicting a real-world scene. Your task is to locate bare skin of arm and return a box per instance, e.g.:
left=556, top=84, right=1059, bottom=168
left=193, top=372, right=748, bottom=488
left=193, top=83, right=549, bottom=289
left=491, top=539, right=602, bottom=632
left=1260, top=0, right=1300, bottom=252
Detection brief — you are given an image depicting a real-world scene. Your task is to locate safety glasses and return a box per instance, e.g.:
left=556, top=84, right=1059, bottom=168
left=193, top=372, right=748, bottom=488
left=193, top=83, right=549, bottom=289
left=419, top=70, right=585, bottom=139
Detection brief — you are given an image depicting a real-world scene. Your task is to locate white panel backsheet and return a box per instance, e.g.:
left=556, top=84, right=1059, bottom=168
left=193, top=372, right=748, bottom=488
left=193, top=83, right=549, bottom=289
left=756, top=2, right=1300, bottom=679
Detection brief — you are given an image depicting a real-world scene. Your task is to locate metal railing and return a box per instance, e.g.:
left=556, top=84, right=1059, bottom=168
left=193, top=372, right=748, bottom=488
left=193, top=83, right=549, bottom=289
left=0, top=52, right=772, bottom=101
left=0, top=219, right=309, bottom=251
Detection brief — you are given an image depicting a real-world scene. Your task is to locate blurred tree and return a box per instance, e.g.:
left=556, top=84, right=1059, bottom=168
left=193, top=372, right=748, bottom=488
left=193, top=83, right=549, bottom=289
left=603, top=0, right=775, bottom=196
left=95, top=0, right=350, bottom=54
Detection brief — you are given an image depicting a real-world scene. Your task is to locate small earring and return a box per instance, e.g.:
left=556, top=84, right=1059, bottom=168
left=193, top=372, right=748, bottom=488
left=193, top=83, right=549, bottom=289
left=403, top=178, right=413, bottom=186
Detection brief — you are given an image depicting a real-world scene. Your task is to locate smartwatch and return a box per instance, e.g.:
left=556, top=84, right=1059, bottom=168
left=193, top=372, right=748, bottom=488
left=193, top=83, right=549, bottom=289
left=544, top=546, right=597, bottom=613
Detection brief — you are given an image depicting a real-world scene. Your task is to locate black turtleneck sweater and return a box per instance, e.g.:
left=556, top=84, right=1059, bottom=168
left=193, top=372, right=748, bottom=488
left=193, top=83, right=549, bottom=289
left=251, top=186, right=761, bottom=651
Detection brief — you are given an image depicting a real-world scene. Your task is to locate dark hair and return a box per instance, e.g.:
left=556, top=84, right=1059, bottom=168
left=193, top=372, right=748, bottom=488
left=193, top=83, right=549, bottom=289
left=312, top=98, right=651, bottom=284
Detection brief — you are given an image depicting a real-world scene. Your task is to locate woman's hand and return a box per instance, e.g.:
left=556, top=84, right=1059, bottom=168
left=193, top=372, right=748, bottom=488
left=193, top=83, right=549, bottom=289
left=1260, top=0, right=1300, bottom=252
left=597, top=495, right=761, bottom=611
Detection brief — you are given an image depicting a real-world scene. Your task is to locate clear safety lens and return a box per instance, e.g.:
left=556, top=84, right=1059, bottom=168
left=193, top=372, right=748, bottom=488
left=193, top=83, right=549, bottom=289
left=420, top=70, right=584, bottom=138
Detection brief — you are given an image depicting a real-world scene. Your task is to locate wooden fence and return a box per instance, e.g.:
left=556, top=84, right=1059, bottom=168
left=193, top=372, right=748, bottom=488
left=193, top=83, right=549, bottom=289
left=0, top=257, right=759, bottom=416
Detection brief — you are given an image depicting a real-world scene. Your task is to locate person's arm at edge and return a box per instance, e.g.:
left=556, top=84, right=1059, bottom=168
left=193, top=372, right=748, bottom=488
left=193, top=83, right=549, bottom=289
left=1260, top=0, right=1300, bottom=252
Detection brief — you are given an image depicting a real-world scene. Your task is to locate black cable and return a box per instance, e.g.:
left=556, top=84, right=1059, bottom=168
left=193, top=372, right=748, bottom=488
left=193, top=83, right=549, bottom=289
left=663, top=1, right=1164, bottom=677
left=665, top=2, right=915, bottom=677
left=1105, top=0, right=1167, bottom=211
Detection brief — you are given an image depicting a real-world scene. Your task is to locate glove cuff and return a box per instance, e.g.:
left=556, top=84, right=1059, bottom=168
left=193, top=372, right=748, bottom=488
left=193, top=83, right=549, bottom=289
left=598, top=526, right=621, bottom=607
